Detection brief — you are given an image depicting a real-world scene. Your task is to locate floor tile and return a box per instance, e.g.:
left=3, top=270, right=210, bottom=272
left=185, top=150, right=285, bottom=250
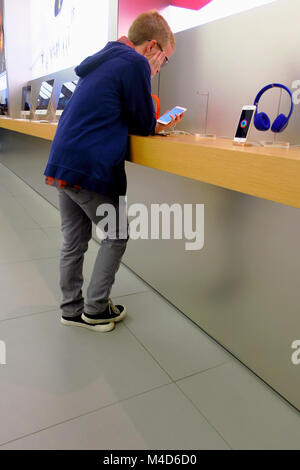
left=0, top=165, right=50, bottom=211
left=119, top=291, right=230, bottom=380
left=0, top=195, right=40, bottom=230
left=0, top=310, right=170, bottom=445
left=0, top=384, right=229, bottom=450
left=177, top=361, right=300, bottom=450
left=13, top=191, right=61, bottom=228
left=0, top=226, right=62, bottom=264
left=0, top=164, right=32, bottom=197
left=0, top=184, right=14, bottom=200
left=0, top=164, right=59, bottom=227
left=0, top=257, right=60, bottom=320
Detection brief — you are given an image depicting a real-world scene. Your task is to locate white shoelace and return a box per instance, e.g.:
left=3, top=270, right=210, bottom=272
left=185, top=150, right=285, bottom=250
left=108, top=298, right=120, bottom=316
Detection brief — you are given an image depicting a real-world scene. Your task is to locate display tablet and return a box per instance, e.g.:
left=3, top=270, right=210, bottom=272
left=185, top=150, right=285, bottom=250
left=21, top=86, right=31, bottom=114
left=35, top=79, right=54, bottom=115
left=56, top=79, right=78, bottom=115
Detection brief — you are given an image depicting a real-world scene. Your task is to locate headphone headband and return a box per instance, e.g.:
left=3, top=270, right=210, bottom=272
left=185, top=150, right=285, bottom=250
left=254, top=83, right=294, bottom=120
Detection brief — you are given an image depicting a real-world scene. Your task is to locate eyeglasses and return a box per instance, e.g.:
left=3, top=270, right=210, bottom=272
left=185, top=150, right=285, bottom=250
left=156, top=42, right=169, bottom=67
left=148, top=40, right=169, bottom=67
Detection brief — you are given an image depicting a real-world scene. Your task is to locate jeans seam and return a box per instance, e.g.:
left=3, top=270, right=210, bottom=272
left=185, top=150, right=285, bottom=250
left=61, top=188, right=88, bottom=316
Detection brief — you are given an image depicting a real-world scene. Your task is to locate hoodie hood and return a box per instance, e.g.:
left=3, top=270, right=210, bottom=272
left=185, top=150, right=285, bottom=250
left=75, top=41, right=135, bottom=78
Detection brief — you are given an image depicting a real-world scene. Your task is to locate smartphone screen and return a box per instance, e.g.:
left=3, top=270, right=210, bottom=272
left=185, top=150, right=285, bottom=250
left=158, top=106, right=186, bottom=125
left=235, top=109, right=255, bottom=139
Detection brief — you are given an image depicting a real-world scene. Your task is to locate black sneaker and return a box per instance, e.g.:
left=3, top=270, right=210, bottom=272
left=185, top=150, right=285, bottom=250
left=61, top=314, right=115, bottom=332
left=81, top=299, right=127, bottom=325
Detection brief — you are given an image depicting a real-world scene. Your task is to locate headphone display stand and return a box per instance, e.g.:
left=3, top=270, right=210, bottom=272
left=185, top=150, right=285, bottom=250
left=260, top=140, right=290, bottom=149
left=194, top=91, right=216, bottom=139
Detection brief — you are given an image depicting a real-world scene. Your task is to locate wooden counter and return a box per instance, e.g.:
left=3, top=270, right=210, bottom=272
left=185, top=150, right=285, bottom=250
left=1, top=117, right=300, bottom=208
left=0, top=117, right=58, bottom=141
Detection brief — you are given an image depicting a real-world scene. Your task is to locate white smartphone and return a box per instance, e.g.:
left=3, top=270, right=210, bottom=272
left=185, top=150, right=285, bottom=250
left=157, top=106, right=187, bottom=125
left=234, top=105, right=256, bottom=143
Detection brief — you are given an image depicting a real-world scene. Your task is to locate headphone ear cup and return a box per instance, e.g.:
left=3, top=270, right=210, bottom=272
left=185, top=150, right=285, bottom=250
left=271, top=113, right=288, bottom=133
left=254, top=112, right=270, bottom=131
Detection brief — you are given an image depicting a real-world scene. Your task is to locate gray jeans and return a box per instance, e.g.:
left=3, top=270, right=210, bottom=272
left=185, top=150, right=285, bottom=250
left=58, top=187, right=129, bottom=318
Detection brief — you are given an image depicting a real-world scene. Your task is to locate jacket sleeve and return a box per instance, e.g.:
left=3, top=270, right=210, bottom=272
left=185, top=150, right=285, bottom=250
left=120, top=59, right=157, bottom=136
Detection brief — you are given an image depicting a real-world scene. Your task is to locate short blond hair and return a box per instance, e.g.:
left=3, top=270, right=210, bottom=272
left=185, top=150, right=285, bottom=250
left=128, top=10, right=175, bottom=50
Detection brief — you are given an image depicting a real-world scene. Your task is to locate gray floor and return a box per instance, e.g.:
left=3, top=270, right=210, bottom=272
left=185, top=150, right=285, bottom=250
left=0, top=163, right=299, bottom=450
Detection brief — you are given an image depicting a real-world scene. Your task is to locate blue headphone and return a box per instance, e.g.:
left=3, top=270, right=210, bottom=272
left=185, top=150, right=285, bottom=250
left=253, top=83, right=294, bottom=133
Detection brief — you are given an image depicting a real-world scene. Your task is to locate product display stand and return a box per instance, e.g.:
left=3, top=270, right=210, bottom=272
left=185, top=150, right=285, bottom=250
left=232, top=141, right=254, bottom=147
left=260, top=140, right=290, bottom=149
left=194, top=91, right=216, bottom=139
left=20, top=111, right=30, bottom=120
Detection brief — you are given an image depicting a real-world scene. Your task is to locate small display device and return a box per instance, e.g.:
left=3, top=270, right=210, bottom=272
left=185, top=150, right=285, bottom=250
left=21, top=86, right=31, bottom=116
left=35, top=79, right=55, bottom=115
left=56, top=79, right=78, bottom=116
left=234, top=105, right=256, bottom=143
left=157, top=106, right=187, bottom=125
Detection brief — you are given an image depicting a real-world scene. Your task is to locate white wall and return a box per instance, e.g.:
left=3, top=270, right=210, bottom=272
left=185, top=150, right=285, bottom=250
left=4, top=0, right=32, bottom=118
left=160, top=0, right=300, bottom=144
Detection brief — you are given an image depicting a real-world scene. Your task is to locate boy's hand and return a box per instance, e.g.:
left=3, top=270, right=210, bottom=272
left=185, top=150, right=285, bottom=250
left=147, top=51, right=165, bottom=79
left=155, top=112, right=184, bottom=134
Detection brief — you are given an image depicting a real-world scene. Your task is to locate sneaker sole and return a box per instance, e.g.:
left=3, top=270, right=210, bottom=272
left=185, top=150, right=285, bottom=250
left=81, top=306, right=127, bottom=325
left=60, top=317, right=115, bottom=332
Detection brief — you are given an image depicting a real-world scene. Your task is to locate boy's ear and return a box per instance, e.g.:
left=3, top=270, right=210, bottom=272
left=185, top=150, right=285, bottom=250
left=147, top=39, right=156, bottom=53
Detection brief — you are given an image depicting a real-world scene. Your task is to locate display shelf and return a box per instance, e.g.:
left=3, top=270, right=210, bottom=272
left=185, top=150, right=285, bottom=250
left=1, top=117, right=300, bottom=208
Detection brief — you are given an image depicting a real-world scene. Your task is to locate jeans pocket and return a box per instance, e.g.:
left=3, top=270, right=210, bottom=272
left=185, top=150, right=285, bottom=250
left=67, top=188, right=94, bottom=204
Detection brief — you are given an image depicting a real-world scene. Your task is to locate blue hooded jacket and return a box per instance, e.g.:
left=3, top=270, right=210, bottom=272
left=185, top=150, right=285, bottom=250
left=44, top=41, right=157, bottom=197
